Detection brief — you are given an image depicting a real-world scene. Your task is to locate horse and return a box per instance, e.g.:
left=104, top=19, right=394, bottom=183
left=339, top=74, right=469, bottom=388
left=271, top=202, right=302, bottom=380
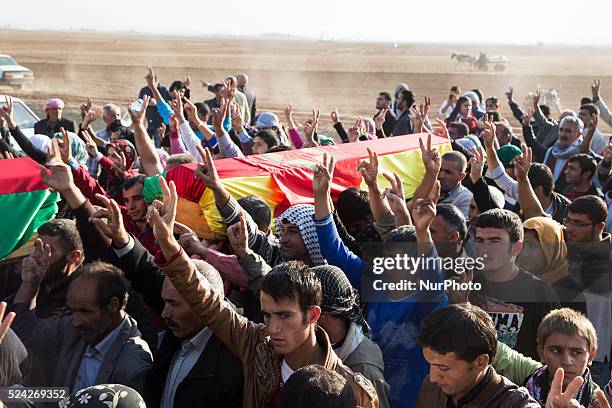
left=451, top=53, right=476, bottom=70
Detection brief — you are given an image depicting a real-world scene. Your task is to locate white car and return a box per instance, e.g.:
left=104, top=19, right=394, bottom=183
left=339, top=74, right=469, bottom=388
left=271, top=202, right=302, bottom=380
left=0, top=54, right=35, bottom=88
left=0, top=96, right=40, bottom=151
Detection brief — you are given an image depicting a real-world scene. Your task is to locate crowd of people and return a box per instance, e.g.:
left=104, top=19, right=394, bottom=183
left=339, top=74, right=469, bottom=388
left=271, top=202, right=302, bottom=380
left=0, top=66, right=611, bottom=408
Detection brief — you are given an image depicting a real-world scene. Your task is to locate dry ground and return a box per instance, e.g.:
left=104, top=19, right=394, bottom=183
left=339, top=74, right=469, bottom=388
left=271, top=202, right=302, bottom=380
left=2, top=29, right=612, bottom=133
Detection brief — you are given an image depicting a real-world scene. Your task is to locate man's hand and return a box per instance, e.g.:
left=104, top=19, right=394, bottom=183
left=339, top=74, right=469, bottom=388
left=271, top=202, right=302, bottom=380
left=382, top=172, right=410, bottom=223
left=227, top=213, right=249, bottom=259
left=603, top=142, right=612, bottom=164
left=592, top=79, right=601, bottom=99
left=505, top=86, right=514, bottom=102
left=194, top=145, right=224, bottom=192
left=532, top=89, right=541, bottom=107
left=0, top=302, right=16, bottom=344
left=231, top=102, right=243, bottom=133
left=82, top=108, right=102, bottom=129
left=40, top=139, right=74, bottom=193
left=21, top=238, right=51, bottom=284
left=176, top=222, right=208, bottom=257
left=469, top=146, right=485, bottom=183
left=183, top=75, right=191, bottom=88
left=80, top=98, right=92, bottom=121
left=545, top=368, right=585, bottom=408
left=375, top=108, right=388, bottom=131
left=482, top=116, right=496, bottom=149
left=284, top=103, right=294, bottom=123
left=145, top=65, right=156, bottom=87
left=512, top=143, right=532, bottom=181
left=358, top=148, right=380, bottom=188
left=82, top=129, right=99, bottom=158
left=169, top=90, right=185, bottom=122
left=303, top=110, right=320, bottom=147
left=521, top=107, right=534, bottom=127
left=419, top=133, right=441, bottom=175
left=433, top=118, right=449, bottom=140
left=128, top=94, right=150, bottom=127
left=0, top=151, right=15, bottom=160
left=411, top=180, right=440, bottom=232
left=146, top=176, right=178, bottom=243
left=330, top=108, right=340, bottom=125
left=313, top=153, right=335, bottom=198
left=57, top=127, right=72, bottom=164
left=588, top=113, right=598, bottom=134
left=89, top=193, right=129, bottom=247
left=0, top=95, right=16, bottom=129
left=109, top=150, right=127, bottom=179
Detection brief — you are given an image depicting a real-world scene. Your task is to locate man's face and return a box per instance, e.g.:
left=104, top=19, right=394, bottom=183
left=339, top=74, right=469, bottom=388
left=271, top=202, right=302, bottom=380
left=578, top=109, right=592, bottom=127
left=430, top=216, right=461, bottom=258
left=103, top=109, right=120, bottom=126
left=468, top=199, right=479, bottom=227
left=67, top=277, right=116, bottom=345
left=448, top=127, right=462, bottom=141
left=47, top=108, right=61, bottom=121
left=123, top=184, right=147, bottom=223
left=38, top=234, right=70, bottom=284
left=252, top=136, right=269, bottom=155
left=423, top=348, right=488, bottom=401
left=485, top=99, right=499, bottom=111
left=564, top=161, right=584, bottom=185
left=539, top=333, right=594, bottom=389
left=438, top=160, right=464, bottom=194
left=564, top=211, right=598, bottom=242
left=475, top=227, right=521, bottom=273
left=557, top=123, right=581, bottom=148
left=345, top=219, right=371, bottom=238
left=161, top=278, right=202, bottom=338
left=260, top=292, right=316, bottom=355
left=278, top=221, right=309, bottom=262
left=495, top=124, right=510, bottom=146
left=376, top=95, right=389, bottom=110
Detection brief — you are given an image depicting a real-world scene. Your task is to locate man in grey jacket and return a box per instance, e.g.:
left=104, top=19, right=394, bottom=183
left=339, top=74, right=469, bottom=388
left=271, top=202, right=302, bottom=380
left=10, top=260, right=152, bottom=395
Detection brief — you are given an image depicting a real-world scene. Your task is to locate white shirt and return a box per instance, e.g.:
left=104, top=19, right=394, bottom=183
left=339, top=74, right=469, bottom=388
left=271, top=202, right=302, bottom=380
left=280, top=359, right=294, bottom=384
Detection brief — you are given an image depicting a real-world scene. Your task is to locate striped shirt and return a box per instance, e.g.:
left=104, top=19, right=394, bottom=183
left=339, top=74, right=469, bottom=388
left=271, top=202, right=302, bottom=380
left=160, top=327, right=213, bottom=408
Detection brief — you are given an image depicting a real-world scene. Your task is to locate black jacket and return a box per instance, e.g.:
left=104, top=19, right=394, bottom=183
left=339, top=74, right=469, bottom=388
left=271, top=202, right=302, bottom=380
left=108, top=237, right=244, bottom=408
left=33, top=118, right=76, bottom=138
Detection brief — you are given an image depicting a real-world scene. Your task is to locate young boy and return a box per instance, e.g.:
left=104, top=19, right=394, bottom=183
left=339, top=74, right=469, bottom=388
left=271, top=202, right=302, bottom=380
left=524, top=308, right=599, bottom=407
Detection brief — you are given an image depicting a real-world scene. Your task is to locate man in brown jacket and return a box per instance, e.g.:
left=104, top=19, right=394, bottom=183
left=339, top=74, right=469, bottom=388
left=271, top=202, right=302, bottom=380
left=145, top=174, right=378, bottom=408
left=416, top=303, right=540, bottom=408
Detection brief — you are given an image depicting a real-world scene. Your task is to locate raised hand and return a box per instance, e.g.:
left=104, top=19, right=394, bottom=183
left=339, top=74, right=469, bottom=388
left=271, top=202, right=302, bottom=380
left=433, top=118, right=449, bottom=140
left=0, top=302, right=16, bottom=344
left=592, top=79, right=601, bottom=98
left=521, top=107, right=534, bottom=127
left=410, top=106, right=423, bottom=134
left=358, top=147, right=380, bottom=187
left=81, top=129, right=99, bottom=158
left=169, top=90, right=185, bottom=121
left=382, top=172, right=408, bottom=216
left=312, top=153, right=335, bottom=198
left=330, top=108, right=340, bottom=124
left=512, top=143, right=532, bottom=180
left=411, top=180, right=441, bottom=232
left=57, top=127, right=72, bottom=164
left=210, top=107, right=224, bottom=131
left=89, top=193, right=129, bottom=247
left=481, top=115, right=496, bottom=148
left=128, top=94, right=150, bottom=127
left=80, top=98, right=92, bottom=120
left=109, top=149, right=127, bottom=178
left=227, top=213, right=249, bottom=258
left=146, top=176, right=178, bottom=242
left=284, top=103, right=294, bottom=122
left=505, top=86, right=514, bottom=101
left=183, top=75, right=191, bottom=88
left=303, top=110, right=320, bottom=147
left=194, top=145, right=224, bottom=192
left=83, top=108, right=102, bottom=128
left=231, top=102, right=243, bottom=132
left=183, top=98, right=197, bottom=122
left=469, top=146, right=485, bottom=183
left=40, top=139, right=74, bottom=193
left=532, top=89, right=541, bottom=106
left=0, top=95, right=16, bottom=129
left=545, top=368, right=585, bottom=408
left=603, top=143, right=612, bottom=164
left=21, top=238, right=51, bottom=284
left=588, top=113, right=598, bottom=133
left=419, top=96, right=431, bottom=123
left=419, top=133, right=441, bottom=174
left=145, top=65, right=156, bottom=87
left=375, top=108, right=388, bottom=130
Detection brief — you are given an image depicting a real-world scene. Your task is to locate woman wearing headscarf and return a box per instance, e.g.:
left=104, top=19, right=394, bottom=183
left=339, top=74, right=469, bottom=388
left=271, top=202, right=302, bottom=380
left=59, top=385, right=146, bottom=408
left=96, top=139, right=139, bottom=202
left=310, top=265, right=390, bottom=408
left=33, top=98, right=76, bottom=138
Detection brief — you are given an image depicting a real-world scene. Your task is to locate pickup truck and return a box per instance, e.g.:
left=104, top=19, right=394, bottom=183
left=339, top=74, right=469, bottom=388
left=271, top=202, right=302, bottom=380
left=0, top=54, right=35, bottom=88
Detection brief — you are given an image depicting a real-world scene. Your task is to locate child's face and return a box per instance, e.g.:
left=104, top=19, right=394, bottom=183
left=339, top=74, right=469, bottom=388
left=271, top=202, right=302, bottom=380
left=539, top=332, right=595, bottom=388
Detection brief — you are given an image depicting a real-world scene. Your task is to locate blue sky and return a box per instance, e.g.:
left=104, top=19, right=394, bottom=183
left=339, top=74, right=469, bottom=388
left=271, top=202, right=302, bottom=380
left=2, top=0, right=612, bottom=45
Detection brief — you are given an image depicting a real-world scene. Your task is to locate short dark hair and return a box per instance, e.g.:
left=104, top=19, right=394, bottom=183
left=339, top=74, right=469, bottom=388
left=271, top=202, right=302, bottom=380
left=450, top=85, right=461, bottom=94
left=166, top=153, right=195, bottom=169
left=568, top=154, right=597, bottom=179
left=580, top=98, right=593, bottom=107
left=471, top=89, right=483, bottom=103
left=261, top=261, right=322, bottom=317
left=580, top=103, right=600, bottom=116
left=238, top=196, right=272, bottom=231
left=336, top=187, right=372, bottom=227
left=568, top=195, right=607, bottom=224
left=528, top=163, right=554, bottom=196
left=280, top=365, right=356, bottom=408
left=122, top=174, right=146, bottom=191
left=379, top=91, right=392, bottom=102
left=194, top=102, right=210, bottom=120
left=418, top=303, right=497, bottom=363
left=474, top=209, right=524, bottom=242
left=384, top=225, right=417, bottom=243
left=169, top=80, right=187, bottom=93
left=213, top=83, right=224, bottom=93
left=448, top=121, right=469, bottom=137
left=72, top=261, right=129, bottom=310
left=442, top=151, right=468, bottom=173
left=539, top=104, right=551, bottom=117
left=255, top=130, right=279, bottom=149
left=485, top=96, right=498, bottom=105
left=38, top=219, right=83, bottom=257
left=399, top=89, right=415, bottom=108
left=267, top=145, right=292, bottom=153
left=436, top=204, right=467, bottom=242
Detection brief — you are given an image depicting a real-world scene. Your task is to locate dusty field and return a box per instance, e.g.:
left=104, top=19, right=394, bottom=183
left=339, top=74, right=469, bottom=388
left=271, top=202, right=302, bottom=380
left=2, top=29, right=612, bottom=133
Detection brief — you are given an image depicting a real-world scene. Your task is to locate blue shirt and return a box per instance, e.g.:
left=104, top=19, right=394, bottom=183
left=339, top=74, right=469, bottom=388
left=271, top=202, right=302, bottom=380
left=314, top=213, right=447, bottom=408
left=72, top=316, right=127, bottom=393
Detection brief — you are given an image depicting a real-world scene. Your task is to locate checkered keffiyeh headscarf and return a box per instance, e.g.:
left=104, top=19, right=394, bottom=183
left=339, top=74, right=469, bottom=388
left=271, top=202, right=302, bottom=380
left=275, top=204, right=326, bottom=266
left=310, top=265, right=370, bottom=335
